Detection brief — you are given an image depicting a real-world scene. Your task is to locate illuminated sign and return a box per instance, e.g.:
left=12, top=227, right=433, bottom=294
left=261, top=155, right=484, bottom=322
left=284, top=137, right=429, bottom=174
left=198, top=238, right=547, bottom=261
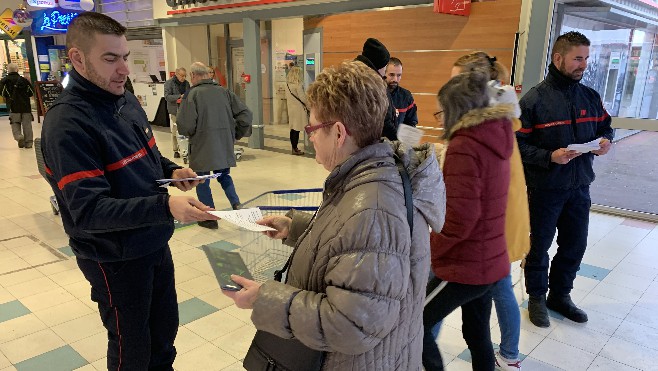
left=31, top=9, right=80, bottom=35
left=0, top=8, right=23, bottom=39
left=27, top=0, right=56, bottom=8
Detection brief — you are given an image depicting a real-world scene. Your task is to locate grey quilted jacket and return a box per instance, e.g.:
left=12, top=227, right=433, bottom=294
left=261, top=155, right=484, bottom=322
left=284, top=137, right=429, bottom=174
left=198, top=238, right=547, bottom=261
left=251, top=141, right=446, bottom=370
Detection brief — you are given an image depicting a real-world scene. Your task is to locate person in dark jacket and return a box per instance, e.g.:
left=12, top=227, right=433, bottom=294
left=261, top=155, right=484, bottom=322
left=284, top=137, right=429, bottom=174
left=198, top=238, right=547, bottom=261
left=423, top=70, right=513, bottom=371
left=518, top=31, right=613, bottom=328
left=177, top=62, right=252, bottom=228
left=355, top=38, right=399, bottom=140
left=40, top=12, right=218, bottom=370
left=0, top=63, right=34, bottom=148
left=164, top=67, right=190, bottom=158
left=385, top=57, right=418, bottom=127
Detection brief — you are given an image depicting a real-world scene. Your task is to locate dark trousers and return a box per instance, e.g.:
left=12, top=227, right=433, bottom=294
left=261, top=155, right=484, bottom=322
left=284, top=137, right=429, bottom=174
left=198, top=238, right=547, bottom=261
left=525, top=186, right=590, bottom=297
left=423, top=277, right=494, bottom=371
left=77, top=246, right=178, bottom=371
left=290, top=129, right=300, bottom=150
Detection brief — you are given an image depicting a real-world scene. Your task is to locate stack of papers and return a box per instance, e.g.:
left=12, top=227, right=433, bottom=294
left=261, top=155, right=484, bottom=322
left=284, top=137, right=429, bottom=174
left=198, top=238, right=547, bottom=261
left=207, top=207, right=276, bottom=232
left=567, top=138, right=601, bottom=153
left=156, top=173, right=221, bottom=187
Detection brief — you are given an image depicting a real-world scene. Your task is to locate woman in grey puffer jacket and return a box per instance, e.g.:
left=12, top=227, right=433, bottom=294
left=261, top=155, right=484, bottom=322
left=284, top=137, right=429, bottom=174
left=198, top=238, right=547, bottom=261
left=224, top=61, right=446, bottom=370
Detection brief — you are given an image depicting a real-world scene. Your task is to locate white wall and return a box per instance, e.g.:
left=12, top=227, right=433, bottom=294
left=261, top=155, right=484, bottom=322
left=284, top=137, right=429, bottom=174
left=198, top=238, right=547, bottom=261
left=162, top=24, right=210, bottom=76
left=271, top=17, right=303, bottom=124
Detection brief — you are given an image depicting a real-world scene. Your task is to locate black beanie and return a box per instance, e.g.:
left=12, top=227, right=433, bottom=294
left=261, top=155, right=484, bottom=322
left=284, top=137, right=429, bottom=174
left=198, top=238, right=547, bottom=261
left=360, top=38, right=390, bottom=70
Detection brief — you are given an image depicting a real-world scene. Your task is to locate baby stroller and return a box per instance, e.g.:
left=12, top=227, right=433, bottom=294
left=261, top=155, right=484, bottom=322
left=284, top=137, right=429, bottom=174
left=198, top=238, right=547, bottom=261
left=34, top=138, right=60, bottom=215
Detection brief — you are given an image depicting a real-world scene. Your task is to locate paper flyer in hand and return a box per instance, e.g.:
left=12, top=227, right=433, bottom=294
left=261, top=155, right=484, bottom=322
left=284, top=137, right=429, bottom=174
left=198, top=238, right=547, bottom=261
left=567, top=138, right=601, bottom=153
left=156, top=173, right=221, bottom=186
left=207, top=208, right=276, bottom=232
left=397, top=124, right=425, bottom=147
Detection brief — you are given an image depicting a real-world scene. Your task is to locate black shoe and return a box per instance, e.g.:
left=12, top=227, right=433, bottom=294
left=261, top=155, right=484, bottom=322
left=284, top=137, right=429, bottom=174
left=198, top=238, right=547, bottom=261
left=173, top=151, right=181, bottom=158
left=232, top=203, right=241, bottom=210
left=197, top=220, right=218, bottom=229
left=546, top=293, right=588, bottom=323
left=17, top=136, right=25, bottom=148
left=528, top=295, right=550, bottom=328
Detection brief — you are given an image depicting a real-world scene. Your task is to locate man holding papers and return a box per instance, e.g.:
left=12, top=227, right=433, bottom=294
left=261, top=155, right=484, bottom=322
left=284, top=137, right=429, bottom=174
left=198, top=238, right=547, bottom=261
left=517, top=31, right=614, bottom=328
left=40, top=13, right=217, bottom=370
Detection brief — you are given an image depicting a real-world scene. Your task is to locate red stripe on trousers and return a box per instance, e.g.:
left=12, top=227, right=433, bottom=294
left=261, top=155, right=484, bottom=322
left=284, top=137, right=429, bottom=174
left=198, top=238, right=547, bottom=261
left=98, top=263, right=122, bottom=371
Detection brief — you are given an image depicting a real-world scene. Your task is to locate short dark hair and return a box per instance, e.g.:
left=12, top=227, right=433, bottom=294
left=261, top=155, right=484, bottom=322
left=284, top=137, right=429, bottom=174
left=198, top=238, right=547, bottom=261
left=552, top=31, right=590, bottom=59
left=66, top=12, right=126, bottom=53
left=389, top=57, right=403, bottom=67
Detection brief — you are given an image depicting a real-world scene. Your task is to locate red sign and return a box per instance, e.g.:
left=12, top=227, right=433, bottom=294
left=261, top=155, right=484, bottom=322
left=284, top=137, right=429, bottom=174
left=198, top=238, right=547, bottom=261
left=515, top=84, right=522, bottom=93
left=434, top=0, right=471, bottom=16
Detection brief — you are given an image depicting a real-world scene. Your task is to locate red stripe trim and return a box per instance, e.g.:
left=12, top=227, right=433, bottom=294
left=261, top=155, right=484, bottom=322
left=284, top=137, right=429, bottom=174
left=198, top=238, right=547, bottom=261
left=57, top=169, right=104, bottom=190
left=105, top=137, right=155, bottom=172
left=518, top=127, right=533, bottom=134
left=45, top=166, right=53, bottom=176
left=167, top=0, right=297, bottom=15
left=397, top=101, right=416, bottom=113
left=535, top=120, right=571, bottom=129
left=98, top=263, right=122, bottom=371
left=575, top=115, right=607, bottom=124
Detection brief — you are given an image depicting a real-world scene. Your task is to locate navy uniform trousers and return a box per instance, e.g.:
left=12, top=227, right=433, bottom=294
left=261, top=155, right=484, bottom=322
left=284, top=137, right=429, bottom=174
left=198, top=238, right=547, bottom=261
left=77, top=246, right=178, bottom=371
left=524, top=186, right=591, bottom=297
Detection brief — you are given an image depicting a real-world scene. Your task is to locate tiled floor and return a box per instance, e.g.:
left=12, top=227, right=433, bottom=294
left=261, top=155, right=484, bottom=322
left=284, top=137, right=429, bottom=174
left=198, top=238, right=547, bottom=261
left=0, top=117, right=656, bottom=370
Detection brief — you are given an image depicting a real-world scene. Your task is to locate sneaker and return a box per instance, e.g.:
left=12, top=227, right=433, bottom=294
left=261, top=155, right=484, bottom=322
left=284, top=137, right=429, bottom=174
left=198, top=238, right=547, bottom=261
left=546, top=293, right=588, bottom=323
left=197, top=220, right=218, bottom=229
left=17, top=136, right=25, bottom=148
left=173, top=151, right=181, bottom=158
left=495, top=352, right=521, bottom=370
left=232, top=203, right=241, bottom=210
left=528, top=295, right=550, bottom=328
left=292, top=148, right=304, bottom=156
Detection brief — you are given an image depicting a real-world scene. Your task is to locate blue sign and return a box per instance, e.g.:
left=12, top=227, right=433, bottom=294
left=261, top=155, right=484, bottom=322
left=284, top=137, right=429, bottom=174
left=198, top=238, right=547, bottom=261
left=31, top=9, right=81, bottom=35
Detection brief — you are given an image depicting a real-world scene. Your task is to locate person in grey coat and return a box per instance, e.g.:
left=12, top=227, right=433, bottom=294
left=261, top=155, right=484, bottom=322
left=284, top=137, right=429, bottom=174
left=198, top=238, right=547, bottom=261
left=164, top=67, right=190, bottom=158
left=224, top=61, right=447, bottom=370
left=177, top=62, right=252, bottom=229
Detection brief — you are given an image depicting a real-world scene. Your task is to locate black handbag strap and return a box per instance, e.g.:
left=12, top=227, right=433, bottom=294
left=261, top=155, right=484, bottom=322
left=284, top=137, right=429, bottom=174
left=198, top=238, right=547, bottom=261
left=287, top=83, right=309, bottom=113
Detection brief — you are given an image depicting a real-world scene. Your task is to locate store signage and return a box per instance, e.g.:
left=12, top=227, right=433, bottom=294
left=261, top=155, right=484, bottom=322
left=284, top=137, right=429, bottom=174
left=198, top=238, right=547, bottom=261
left=0, top=8, right=23, bottom=39
left=434, top=0, right=471, bottom=16
left=27, top=0, right=57, bottom=8
left=31, top=9, right=80, bottom=35
left=167, top=0, right=298, bottom=15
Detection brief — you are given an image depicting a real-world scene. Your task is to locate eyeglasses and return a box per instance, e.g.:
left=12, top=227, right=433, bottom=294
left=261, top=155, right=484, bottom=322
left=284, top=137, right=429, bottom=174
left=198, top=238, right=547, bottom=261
left=304, top=121, right=338, bottom=136
left=433, top=110, right=444, bottom=121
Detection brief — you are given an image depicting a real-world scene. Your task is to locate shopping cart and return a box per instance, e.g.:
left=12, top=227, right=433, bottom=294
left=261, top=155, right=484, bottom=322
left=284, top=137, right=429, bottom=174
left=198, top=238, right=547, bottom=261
left=178, top=136, right=244, bottom=163
left=236, top=188, right=322, bottom=283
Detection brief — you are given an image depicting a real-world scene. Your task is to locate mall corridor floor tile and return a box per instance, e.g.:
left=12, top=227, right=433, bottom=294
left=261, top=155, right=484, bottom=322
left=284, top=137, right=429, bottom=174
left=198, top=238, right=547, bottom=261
left=0, top=300, right=30, bottom=323
left=14, top=345, right=87, bottom=371
left=178, top=297, right=219, bottom=325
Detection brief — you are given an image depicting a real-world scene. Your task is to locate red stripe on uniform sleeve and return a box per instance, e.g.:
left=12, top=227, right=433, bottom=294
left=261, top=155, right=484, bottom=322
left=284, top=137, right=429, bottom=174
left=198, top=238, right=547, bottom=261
left=148, top=136, right=156, bottom=148
left=57, top=169, right=104, bottom=190
left=518, top=127, right=533, bottom=134
left=45, top=166, right=53, bottom=176
left=397, top=101, right=416, bottom=113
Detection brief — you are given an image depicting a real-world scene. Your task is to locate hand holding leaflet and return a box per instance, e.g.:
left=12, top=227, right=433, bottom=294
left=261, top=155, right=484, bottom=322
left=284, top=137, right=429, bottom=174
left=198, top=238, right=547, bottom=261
left=567, top=138, right=601, bottom=153
left=207, top=208, right=277, bottom=232
left=156, top=173, right=221, bottom=187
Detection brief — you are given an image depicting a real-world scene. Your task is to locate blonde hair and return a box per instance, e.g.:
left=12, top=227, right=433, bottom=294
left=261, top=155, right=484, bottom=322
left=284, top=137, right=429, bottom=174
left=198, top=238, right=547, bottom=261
left=307, top=61, right=387, bottom=147
left=286, top=66, right=303, bottom=85
left=454, top=51, right=509, bottom=83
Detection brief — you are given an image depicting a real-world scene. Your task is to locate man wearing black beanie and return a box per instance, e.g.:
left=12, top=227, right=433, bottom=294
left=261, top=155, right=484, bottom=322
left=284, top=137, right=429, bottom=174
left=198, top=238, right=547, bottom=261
left=355, top=38, right=399, bottom=140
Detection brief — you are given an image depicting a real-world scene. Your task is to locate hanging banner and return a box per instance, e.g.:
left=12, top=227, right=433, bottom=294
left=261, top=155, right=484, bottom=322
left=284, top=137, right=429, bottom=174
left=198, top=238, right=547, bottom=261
left=167, top=0, right=298, bottom=15
left=27, top=0, right=57, bottom=8
left=0, top=8, right=24, bottom=39
left=434, top=0, right=471, bottom=16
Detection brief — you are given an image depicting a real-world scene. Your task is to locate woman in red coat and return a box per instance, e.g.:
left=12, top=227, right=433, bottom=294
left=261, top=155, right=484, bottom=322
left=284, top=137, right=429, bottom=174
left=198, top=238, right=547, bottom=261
left=423, top=70, right=514, bottom=371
